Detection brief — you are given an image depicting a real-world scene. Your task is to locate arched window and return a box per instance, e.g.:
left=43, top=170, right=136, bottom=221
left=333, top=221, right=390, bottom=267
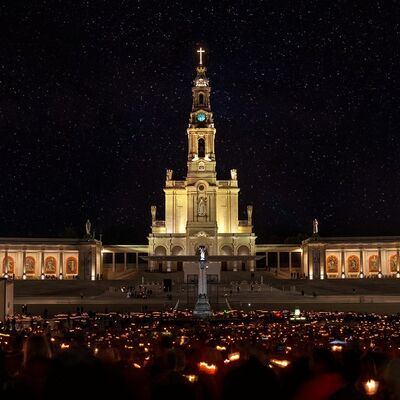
left=198, top=138, right=205, bottom=157
left=198, top=93, right=204, bottom=105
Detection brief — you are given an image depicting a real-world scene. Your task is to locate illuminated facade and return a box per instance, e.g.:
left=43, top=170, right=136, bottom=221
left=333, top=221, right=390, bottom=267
left=0, top=238, right=101, bottom=280
left=302, top=235, right=400, bottom=279
left=147, top=49, right=256, bottom=272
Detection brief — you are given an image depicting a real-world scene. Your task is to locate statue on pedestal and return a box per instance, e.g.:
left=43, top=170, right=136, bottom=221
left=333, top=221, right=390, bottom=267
left=166, top=169, right=173, bottom=181
left=85, top=219, right=91, bottom=237
left=230, top=169, right=237, bottom=180
left=151, top=205, right=157, bottom=224
left=313, top=218, right=319, bottom=236
left=247, top=205, right=253, bottom=225
left=198, top=196, right=207, bottom=216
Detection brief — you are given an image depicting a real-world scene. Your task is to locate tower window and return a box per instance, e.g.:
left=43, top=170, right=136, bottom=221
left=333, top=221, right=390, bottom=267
left=198, top=138, right=205, bottom=158
left=199, top=93, right=204, bottom=105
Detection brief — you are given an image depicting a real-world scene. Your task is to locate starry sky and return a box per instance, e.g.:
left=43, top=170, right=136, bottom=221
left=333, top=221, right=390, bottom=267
left=1, top=1, right=400, bottom=244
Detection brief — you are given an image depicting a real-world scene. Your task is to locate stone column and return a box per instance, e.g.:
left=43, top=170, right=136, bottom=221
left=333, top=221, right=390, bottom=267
left=249, top=258, right=255, bottom=272
left=277, top=252, right=281, bottom=275
left=41, top=250, right=45, bottom=279
left=320, top=247, right=326, bottom=279
left=341, top=250, right=345, bottom=278
left=4, top=249, right=8, bottom=278
left=59, top=250, right=63, bottom=279
left=396, top=249, right=400, bottom=278
left=193, top=246, right=212, bottom=317
left=265, top=252, right=269, bottom=270
left=124, top=253, right=127, bottom=271
left=112, top=252, right=116, bottom=273
left=378, top=248, right=383, bottom=277
left=308, top=247, right=313, bottom=280
left=136, top=252, right=139, bottom=271
left=359, top=249, right=364, bottom=278
left=289, top=252, right=292, bottom=278
left=92, top=246, right=97, bottom=280
left=22, top=249, right=27, bottom=279
left=381, top=249, right=387, bottom=276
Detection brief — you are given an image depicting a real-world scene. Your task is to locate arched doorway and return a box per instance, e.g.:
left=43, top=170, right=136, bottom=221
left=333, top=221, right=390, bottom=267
left=237, top=245, right=250, bottom=271
left=154, top=246, right=167, bottom=272
left=220, top=245, right=233, bottom=271
left=171, top=246, right=184, bottom=271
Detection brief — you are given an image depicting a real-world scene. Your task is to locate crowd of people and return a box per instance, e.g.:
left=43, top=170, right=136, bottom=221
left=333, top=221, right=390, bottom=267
left=1, top=309, right=400, bottom=399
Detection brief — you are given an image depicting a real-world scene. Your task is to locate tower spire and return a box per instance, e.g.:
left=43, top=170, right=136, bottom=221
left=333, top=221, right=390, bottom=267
left=186, top=48, right=216, bottom=180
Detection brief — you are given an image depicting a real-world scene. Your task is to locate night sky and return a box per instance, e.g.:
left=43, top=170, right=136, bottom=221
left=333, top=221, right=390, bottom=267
left=1, top=1, right=400, bottom=244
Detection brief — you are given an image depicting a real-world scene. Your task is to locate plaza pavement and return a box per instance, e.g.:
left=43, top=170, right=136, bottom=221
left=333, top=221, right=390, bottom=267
left=11, top=278, right=400, bottom=315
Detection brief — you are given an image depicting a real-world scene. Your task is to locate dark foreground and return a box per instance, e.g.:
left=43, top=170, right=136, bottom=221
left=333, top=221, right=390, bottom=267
left=1, top=310, right=400, bottom=399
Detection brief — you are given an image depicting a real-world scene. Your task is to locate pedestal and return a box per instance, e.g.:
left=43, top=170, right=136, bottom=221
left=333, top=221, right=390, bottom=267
left=193, top=294, right=212, bottom=317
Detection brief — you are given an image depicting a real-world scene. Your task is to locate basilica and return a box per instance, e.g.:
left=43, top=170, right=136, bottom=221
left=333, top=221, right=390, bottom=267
left=1, top=49, right=400, bottom=281
left=147, top=48, right=256, bottom=275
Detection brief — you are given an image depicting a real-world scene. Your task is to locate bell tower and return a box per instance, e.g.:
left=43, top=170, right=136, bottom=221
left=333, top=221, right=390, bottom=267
left=186, top=47, right=217, bottom=185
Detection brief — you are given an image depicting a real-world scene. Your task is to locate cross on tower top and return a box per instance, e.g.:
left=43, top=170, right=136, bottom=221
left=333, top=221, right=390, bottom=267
left=197, top=47, right=205, bottom=65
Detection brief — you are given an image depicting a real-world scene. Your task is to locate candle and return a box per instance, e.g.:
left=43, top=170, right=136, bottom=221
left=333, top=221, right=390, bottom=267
left=363, top=379, right=379, bottom=396
left=198, top=361, right=217, bottom=375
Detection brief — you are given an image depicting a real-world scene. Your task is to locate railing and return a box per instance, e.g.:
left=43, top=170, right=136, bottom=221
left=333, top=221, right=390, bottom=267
left=153, top=220, right=166, bottom=227
left=166, top=181, right=186, bottom=188
left=218, top=180, right=238, bottom=188
left=218, top=180, right=230, bottom=186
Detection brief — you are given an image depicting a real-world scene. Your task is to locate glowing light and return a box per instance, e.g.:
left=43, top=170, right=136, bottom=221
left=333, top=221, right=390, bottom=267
left=133, top=363, right=141, bottom=369
left=60, top=343, right=70, bottom=349
left=184, top=375, right=198, bottom=383
left=215, top=345, right=226, bottom=351
left=228, top=352, right=240, bottom=362
left=331, top=345, right=342, bottom=352
left=179, top=336, right=188, bottom=346
left=363, top=379, right=379, bottom=396
left=270, top=359, right=290, bottom=368
left=198, top=361, right=217, bottom=375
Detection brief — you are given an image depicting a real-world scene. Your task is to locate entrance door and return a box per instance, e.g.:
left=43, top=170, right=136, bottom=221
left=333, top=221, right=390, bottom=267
left=163, top=279, right=172, bottom=292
